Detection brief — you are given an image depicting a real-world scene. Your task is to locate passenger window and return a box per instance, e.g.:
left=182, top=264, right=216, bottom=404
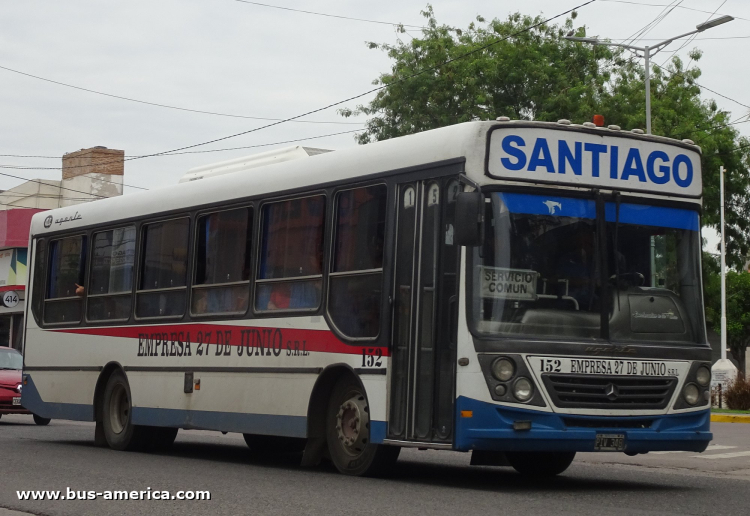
left=328, top=185, right=387, bottom=338
left=136, top=218, right=190, bottom=318
left=87, top=226, right=136, bottom=321
left=44, top=235, right=87, bottom=324
left=192, top=207, right=252, bottom=315
left=256, top=195, right=325, bottom=312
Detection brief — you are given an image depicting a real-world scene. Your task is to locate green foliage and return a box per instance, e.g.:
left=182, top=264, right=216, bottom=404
left=342, top=5, right=750, bottom=266
left=704, top=264, right=750, bottom=370
left=725, top=374, right=750, bottom=411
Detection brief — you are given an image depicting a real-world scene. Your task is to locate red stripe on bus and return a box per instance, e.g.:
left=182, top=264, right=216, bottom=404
left=53, top=324, right=389, bottom=357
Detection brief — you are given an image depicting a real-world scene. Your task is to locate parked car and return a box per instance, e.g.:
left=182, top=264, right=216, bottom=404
left=0, top=347, right=50, bottom=425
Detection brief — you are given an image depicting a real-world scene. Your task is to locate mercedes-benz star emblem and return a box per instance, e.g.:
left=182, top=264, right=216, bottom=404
left=604, top=383, right=619, bottom=401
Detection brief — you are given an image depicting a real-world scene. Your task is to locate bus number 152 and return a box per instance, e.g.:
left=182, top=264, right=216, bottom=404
left=540, top=358, right=562, bottom=373
left=362, top=348, right=383, bottom=367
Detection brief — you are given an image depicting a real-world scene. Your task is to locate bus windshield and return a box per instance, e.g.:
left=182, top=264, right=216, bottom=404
left=471, top=192, right=704, bottom=344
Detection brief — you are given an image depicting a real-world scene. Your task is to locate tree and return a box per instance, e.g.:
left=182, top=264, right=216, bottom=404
left=341, top=6, right=750, bottom=266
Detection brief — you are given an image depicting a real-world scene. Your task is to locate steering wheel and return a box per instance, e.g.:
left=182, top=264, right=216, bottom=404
left=609, top=272, right=645, bottom=287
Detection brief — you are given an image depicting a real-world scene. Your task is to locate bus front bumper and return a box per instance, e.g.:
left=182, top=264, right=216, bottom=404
left=454, top=396, right=712, bottom=454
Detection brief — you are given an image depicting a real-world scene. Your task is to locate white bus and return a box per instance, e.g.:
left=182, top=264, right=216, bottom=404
left=21, top=119, right=712, bottom=477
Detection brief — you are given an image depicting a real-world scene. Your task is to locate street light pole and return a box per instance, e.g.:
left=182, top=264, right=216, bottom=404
left=565, top=15, right=734, bottom=134
left=644, top=45, right=650, bottom=134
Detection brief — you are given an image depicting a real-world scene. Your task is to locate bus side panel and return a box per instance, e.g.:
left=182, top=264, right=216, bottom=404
left=22, top=321, right=389, bottom=440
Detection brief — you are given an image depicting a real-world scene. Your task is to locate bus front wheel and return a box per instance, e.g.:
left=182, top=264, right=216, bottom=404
left=101, top=370, right=146, bottom=451
left=506, top=451, right=576, bottom=477
left=326, top=377, right=399, bottom=476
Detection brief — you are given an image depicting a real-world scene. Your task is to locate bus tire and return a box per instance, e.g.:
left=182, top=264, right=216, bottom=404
left=101, top=370, right=146, bottom=451
left=506, top=451, right=576, bottom=477
left=326, top=377, right=399, bottom=476
left=32, top=414, right=51, bottom=426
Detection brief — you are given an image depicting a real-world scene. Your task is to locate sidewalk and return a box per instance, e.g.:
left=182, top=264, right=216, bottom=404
left=711, top=413, right=750, bottom=423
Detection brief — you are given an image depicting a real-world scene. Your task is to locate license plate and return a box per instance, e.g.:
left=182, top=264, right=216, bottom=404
left=595, top=433, right=626, bottom=451
left=12, top=397, right=21, bottom=406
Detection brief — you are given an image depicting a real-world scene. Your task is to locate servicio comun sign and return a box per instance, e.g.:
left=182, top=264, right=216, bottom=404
left=486, top=127, right=702, bottom=197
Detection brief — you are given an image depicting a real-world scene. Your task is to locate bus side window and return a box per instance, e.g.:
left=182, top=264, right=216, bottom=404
left=44, top=235, right=87, bottom=324
left=328, top=185, right=387, bottom=339
left=192, top=207, right=253, bottom=316
left=135, top=218, right=190, bottom=319
left=87, top=226, right=136, bottom=322
left=255, top=195, right=325, bottom=312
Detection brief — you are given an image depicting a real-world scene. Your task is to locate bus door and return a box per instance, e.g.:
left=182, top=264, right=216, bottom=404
left=389, top=177, right=459, bottom=444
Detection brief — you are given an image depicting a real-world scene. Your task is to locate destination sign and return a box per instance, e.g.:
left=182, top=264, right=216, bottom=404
left=479, top=266, right=538, bottom=301
left=486, top=127, right=702, bottom=197
left=529, top=356, right=687, bottom=378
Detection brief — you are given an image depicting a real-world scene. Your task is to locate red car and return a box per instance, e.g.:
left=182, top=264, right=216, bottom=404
left=0, top=347, right=50, bottom=425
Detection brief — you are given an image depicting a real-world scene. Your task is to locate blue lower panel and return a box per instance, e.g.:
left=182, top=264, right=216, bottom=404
left=131, top=407, right=308, bottom=437
left=21, top=374, right=94, bottom=421
left=455, top=396, right=712, bottom=454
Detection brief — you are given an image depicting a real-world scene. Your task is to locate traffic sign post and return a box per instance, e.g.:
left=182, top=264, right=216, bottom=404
left=1, top=290, right=19, bottom=308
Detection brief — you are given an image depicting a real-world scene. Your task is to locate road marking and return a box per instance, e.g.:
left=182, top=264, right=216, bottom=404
left=694, top=451, right=750, bottom=460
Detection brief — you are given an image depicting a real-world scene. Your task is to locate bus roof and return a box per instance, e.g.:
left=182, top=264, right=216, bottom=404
left=30, top=120, right=702, bottom=236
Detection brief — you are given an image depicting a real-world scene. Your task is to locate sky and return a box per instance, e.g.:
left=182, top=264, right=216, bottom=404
left=0, top=0, right=748, bottom=197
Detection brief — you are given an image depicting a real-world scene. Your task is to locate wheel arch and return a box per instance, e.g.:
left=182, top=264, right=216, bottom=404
left=93, top=361, right=125, bottom=422
left=301, top=363, right=365, bottom=466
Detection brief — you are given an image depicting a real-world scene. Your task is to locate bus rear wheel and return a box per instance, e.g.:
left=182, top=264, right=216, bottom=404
left=506, top=451, right=576, bottom=477
left=101, top=370, right=146, bottom=451
left=325, top=377, right=399, bottom=476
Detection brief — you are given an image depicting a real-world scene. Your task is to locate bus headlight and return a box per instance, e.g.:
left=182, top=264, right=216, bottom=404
left=696, top=366, right=711, bottom=387
left=513, top=377, right=534, bottom=402
left=491, top=358, right=515, bottom=382
left=683, top=383, right=700, bottom=405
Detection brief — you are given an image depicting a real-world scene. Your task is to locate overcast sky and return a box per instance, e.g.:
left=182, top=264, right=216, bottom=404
left=1, top=0, right=748, bottom=194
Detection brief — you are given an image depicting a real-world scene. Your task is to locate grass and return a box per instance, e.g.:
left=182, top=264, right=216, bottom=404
left=711, top=408, right=750, bottom=414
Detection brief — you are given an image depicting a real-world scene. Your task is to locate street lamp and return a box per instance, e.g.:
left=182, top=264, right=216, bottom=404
left=565, top=15, right=734, bottom=134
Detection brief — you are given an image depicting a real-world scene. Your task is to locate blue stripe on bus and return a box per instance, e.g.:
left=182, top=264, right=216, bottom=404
left=498, top=193, right=596, bottom=219
left=497, top=193, right=699, bottom=231
left=604, top=203, right=699, bottom=231
left=131, top=407, right=308, bottom=438
left=20, top=375, right=94, bottom=421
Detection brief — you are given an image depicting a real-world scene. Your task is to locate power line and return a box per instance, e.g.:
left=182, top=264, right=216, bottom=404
left=659, top=0, right=726, bottom=68
left=0, top=129, right=360, bottom=159
left=0, top=64, right=364, bottom=126
left=0, top=0, right=600, bottom=175
left=613, top=35, right=750, bottom=41
left=233, top=0, right=425, bottom=29
left=0, top=173, right=106, bottom=199
left=598, top=0, right=750, bottom=22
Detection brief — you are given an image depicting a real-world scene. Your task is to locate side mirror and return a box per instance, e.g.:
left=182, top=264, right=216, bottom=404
left=454, top=191, right=484, bottom=247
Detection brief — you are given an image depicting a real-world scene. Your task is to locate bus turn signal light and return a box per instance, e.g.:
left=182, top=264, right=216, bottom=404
left=460, top=410, right=473, bottom=418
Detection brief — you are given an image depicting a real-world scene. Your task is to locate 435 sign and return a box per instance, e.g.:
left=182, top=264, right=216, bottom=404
left=2, top=290, right=19, bottom=308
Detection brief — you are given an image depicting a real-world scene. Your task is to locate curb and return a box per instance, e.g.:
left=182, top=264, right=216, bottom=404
left=711, top=413, right=750, bottom=423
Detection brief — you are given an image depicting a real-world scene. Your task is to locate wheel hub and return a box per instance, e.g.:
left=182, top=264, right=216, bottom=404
left=335, top=394, right=370, bottom=453
left=109, top=384, right=130, bottom=435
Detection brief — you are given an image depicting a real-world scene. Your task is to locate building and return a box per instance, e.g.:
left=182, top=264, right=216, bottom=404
left=0, top=146, right=124, bottom=350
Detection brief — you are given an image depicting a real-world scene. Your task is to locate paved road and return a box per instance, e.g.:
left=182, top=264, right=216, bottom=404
left=1, top=415, right=749, bottom=516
